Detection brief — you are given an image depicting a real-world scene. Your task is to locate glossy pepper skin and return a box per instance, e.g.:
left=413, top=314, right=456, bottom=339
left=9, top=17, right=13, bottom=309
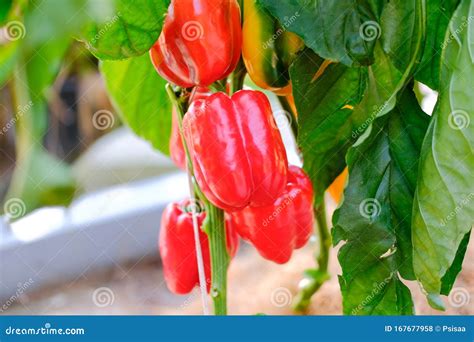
left=159, top=199, right=239, bottom=294
left=183, top=90, right=288, bottom=212
left=232, top=165, right=314, bottom=264
left=169, top=87, right=211, bottom=170
left=242, top=0, right=303, bottom=95
left=150, top=0, right=242, bottom=88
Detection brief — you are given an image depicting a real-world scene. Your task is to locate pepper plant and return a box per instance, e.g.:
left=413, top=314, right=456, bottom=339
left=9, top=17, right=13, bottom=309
left=0, top=0, right=472, bottom=316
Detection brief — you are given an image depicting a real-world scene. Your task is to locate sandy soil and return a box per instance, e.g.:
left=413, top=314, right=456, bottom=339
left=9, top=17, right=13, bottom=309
left=4, top=235, right=472, bottom=316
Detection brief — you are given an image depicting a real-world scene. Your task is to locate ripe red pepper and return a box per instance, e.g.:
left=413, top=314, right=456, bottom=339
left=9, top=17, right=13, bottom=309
left=159, top=199, right=239, bottom=294
left=231, top=165, right=314, bottom=264
left=150, top=0, right=242, bottom=87
left=169, top=87, right=211, bottom=170
left=183, top=90, right=288, bottom=211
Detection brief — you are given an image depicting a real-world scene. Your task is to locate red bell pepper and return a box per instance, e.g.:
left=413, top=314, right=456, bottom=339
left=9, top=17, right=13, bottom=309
left=183, top=90, right=288, bottom=211
left=169, top=87, right=211, bottom=170
left=231, top=165, right=314, bottom=264
left=159, top=199, right=239, bottom=294
left=150, top=0, right=242, bottom=87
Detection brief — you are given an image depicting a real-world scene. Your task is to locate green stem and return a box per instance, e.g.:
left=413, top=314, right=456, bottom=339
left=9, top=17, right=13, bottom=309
left=166, top=84, right=229, bottom=315
left=278, top=95, right=298, bottom=139
left=10, top=64, right=35, bottom=160
left=203, top=203, right=229, bottom=315
left=229, top=58, right=246, bottom=95
left=293, top=201, right=331, bottom=313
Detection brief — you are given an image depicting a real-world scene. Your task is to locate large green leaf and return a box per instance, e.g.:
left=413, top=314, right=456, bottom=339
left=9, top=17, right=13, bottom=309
left=333, top=89, right=429, bottom=315
left=258, top=0, right=383, bottom=66
left=415, top=0, right=460, bottom=90
left=0, top=0, right=12, bottom=24
left=81, top=0, right=169, bottom=60
left=290, top=50, right=367, bottom=203
left=440, top=232, right=471, bottom=295
left=291, top=0, right=425, bottom=203
left=412, top=0, right=474, bottom=309
left=100, top=53, right=172, bottom=155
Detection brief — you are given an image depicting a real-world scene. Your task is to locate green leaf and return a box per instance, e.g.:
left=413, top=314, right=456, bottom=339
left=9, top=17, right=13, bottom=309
left=23, top=0, right=91, bottom=49
left=379, top=0, right=426, bottom=73
left=332, top=89, right=429, bottom=315
left=0, top=0, right=12, bottom=24
left=4, top=147, right=76, bottom=216
left=290, top=49, right=367, bottom=203
left=100, top=53, right=172, bottom=155
left=2, top=0, right=84, bottom=215
left=415, top=0, right=460, bottom=90
left=412, top=0, right=474, bottom=306
left=81, top=0, right=169, bottom=60
left=440, top=232, right=471, bottom=295
left=258, top=0, right=383, bottom=66
left=291, top=0, right=425, bottom=203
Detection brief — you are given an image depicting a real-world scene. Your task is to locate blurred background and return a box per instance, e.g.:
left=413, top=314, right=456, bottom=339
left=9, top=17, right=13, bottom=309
left=0, top=0, right=472, bottom=316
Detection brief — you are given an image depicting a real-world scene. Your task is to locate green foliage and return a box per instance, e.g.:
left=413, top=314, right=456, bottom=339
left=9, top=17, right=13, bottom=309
left=100, top=53, right=172, bottom=155
left=0, top=0, right=13, bottom=24
left=1, top=0, right=171, bottom=215
left=290, top=50, right=366, bottom=203
left=333, top=89, right=429, bottom=314
left=415, top=0, right=461, bottom=90
left=258, top=0, right=384, bottom=66
left=412, top=0, right=474, bottom=309
left=291, top=0, right=425, bottom=205
left=81, top=0, right=170, bottom=60
left=1, top=0, right=472, bottom=317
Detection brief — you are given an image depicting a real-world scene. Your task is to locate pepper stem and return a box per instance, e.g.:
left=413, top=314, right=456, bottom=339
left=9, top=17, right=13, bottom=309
left=203, top=202, right=229, bottom=315
left=293, top=200, right=331, bottom=313
left=229, top=58, right=246, bottom=95
left=166, top=84, right=229, bottom=315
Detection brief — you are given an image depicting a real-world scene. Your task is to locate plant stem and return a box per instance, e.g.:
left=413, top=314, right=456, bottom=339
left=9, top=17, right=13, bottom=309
left=229, top=58, right=246, bottom=95
left=315, top=202, right=330, bottom=270
left=293, top=200, right=331, bottom=313
left=166, top=84, right=230, bottom=315
left=278, top=95, right=298, bottom=139
left=204, top=202, right=229, bottom=315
